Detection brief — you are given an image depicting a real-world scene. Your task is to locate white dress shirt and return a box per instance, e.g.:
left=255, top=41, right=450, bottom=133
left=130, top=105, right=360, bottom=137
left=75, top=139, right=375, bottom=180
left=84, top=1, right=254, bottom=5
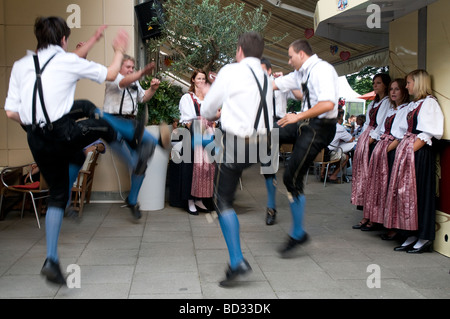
left=397, top=96, right=444, bottom=145
left=103, top=73, right=145, bottom=115
left=270, top=75, right=289, bottom=119
left=5, top=45, right=107, bottom=125
left=329, top=123, right=356, bottom=153
left=201, top=57, right=274, bottom=137
left=274, top=54, right=339, bottom=119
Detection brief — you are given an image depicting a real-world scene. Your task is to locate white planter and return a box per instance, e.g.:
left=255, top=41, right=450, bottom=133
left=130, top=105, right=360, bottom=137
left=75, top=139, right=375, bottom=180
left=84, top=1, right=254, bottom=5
left=137, top=125, right=170, bottom=211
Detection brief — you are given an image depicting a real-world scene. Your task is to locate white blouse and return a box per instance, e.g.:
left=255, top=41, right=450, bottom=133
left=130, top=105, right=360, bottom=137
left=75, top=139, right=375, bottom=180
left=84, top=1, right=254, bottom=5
left=370, top=102, right=410, bottom=140
left=362, top=96, right=390, bottom=135
left=398, top=96, right=444, bottom=145
left=179, top=92, right=202, bottom=125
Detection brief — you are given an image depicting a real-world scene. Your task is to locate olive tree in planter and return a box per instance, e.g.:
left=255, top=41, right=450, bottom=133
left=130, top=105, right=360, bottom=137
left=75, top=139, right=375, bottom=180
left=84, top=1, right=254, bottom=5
left=136, top=78, right=183, bottom=211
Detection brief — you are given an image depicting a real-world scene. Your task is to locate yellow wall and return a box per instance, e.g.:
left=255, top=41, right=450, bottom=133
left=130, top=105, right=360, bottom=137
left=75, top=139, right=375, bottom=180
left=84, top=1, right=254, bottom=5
left=0, top=0, right=141, bottom=193
left=389, top=0, right=450, bottom=140
left=427, top=0, right=450, bottom=140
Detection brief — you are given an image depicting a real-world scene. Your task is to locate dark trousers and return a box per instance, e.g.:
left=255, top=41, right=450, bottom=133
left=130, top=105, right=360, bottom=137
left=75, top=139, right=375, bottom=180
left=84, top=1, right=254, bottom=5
left=26, top=101, right=116, bottom=209
left=213, top=134, right=269, bottom=214
left=282, top=118, right=337, bottom=197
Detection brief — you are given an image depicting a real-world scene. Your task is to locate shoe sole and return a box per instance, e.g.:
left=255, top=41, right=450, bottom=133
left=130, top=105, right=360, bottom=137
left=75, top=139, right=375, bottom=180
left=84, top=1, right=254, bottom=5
left=159, top=122, right=171, bottom=150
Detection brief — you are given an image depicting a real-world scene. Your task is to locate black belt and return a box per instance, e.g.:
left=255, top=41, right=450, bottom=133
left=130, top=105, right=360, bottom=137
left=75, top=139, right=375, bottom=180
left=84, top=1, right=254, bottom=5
left=112, top=114, right=136, bottom=120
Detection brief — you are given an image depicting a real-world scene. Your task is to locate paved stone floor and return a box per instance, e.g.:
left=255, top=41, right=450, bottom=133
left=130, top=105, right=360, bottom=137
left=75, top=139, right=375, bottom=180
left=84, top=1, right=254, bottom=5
left=0, top=164, right=449, bottom=299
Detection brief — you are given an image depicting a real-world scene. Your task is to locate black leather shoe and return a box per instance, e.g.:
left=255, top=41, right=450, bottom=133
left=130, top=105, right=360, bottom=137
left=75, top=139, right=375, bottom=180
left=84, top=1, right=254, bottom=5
left=394, top=242, right=416, bottom=252
left=195, top=205, right=209, bottom=213
left=407, top=241, right=433, bottom=254
left=279, top=233, right=309, bottom=258
left=40, top=258, right=66, bottom=285
left=219, top=259, right=252, bottom=287
left=134, top=141, right=156, bottom=176
left=187, top=208, right=199, bottom=215
left=126, top=197, right=142, bottom=219
left=265, top=208, right=277, bottom=225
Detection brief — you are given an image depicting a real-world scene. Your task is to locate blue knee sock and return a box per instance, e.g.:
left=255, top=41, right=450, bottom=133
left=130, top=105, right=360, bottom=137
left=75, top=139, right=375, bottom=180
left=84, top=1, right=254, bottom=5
left=264, top=174, right=276, bottom=210
left=218, top=209, right=244, bottom=269
left=45, top=206, right=64, bottom=262
left=128, top=174, right=145, bottom=205
left=67, top=163, right=82, bottom=207
left=289, top=194, right=306, bottom=240
left=96, top=111, right=135, bottom=141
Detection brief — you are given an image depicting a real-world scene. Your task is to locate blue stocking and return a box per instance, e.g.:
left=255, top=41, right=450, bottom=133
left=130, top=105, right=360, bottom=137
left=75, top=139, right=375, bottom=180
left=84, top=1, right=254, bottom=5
left=218, top=209, right=244, bottom=269
left=67, top=163, right=82, bottom=207
left=45, top=206, right=64, bottom=262
left=128, top=174, right=145, bottom=205
left=264, top=174, right=276, bottom=210
left=96, top=111, right=135, bottom=141
left=289, top=194, right=306, bottom=240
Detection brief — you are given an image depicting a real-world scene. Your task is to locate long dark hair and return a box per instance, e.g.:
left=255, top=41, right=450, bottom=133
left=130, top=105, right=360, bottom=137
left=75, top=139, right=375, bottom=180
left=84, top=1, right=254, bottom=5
left=373, top=73, right=391, bottom=103
left=188, top=69, right=210, bottom=93
left=389, top=78, right=410, bottom=107
left=34, top=16, right=71, bottom=51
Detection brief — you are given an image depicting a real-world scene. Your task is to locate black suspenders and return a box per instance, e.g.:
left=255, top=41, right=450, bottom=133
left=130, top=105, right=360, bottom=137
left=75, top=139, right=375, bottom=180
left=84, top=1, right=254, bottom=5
left=119, top=87, right=135, bottom=116
left=248, top=67, right=270, bottom=133
left=32, top=54, right=57, bottom=131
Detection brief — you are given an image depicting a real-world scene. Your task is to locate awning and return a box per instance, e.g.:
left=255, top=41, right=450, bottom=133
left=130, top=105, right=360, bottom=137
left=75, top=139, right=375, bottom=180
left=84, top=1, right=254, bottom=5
left=359, top=91, right=376, bottom=100
left=314, top=0, right=438, bottom=47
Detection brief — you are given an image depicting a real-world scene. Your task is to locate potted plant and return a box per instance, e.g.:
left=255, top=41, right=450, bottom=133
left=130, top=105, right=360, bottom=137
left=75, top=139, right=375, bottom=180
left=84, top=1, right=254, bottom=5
left=136, top=77, right=183, bottom=211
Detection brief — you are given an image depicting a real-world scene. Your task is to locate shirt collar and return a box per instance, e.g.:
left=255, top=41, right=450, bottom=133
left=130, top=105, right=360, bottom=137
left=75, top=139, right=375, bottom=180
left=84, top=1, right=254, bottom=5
left=299, top=54, right=320, bottom=76
left=31, top=45, right=65, bottom=57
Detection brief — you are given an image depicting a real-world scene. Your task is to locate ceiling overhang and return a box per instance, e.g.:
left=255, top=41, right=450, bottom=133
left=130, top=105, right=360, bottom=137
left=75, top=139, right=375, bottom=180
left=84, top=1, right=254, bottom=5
left=314, top=0, right=438, bottom=47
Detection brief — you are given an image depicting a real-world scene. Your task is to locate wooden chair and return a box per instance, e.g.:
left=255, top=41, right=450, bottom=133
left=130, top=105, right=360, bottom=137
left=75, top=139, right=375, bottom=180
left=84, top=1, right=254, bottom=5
left=305, top=147, right=343, bottom=187
left=0, top=163, right=49, bottom=228
left=71, top=150, right=101, bottom=217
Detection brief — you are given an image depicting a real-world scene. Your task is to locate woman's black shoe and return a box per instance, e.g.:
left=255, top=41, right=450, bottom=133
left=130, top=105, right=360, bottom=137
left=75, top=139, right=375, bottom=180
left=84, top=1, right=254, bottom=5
left=407, top=241, right=433, bottom=254
left=352, top=219, right=369, bottom=229
left=187, top=208, right=198, bottom=215
left=195, top=205, right=209, bottom=213
left=394, top=242, right=416, bottom=252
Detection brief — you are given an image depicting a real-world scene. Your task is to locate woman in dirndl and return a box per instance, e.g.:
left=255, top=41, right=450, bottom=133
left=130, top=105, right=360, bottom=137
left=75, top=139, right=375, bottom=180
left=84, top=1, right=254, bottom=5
left=351, top=73, right=391, bottom=230
left=178, top=69, right=216, bottom=215
left=363, top=78, right=410, bottom=239
left=385, top=69, right=444, bottom=253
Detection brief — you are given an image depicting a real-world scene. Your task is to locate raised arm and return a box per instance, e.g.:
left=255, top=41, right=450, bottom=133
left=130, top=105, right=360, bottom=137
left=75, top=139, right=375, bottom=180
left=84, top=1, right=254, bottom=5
left=73, top=25, right=107, bottom=59
left=106, top=29, right=129, bottom=82
left=119, top=62, right=155, bottom=88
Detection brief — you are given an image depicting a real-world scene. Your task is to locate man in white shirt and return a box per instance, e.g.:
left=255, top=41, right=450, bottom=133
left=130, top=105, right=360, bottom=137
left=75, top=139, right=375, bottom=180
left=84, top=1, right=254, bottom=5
left=326, top=109, right=356, bottom=181
left=4, top=17, right=149, bottom=285
left=274, top=39, right=339, bottom=257
left=102, top=55, right=169, bottom=219
left=201, top=32, right=273, bottom=286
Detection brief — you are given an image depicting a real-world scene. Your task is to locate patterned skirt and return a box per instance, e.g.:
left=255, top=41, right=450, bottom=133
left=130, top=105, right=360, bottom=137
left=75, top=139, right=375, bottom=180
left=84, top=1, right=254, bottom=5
left=364, top=134, right=395, bottom=223
left=384, top=133, right=418, bottom=231
left=351, top=126, right=373, bottom=206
